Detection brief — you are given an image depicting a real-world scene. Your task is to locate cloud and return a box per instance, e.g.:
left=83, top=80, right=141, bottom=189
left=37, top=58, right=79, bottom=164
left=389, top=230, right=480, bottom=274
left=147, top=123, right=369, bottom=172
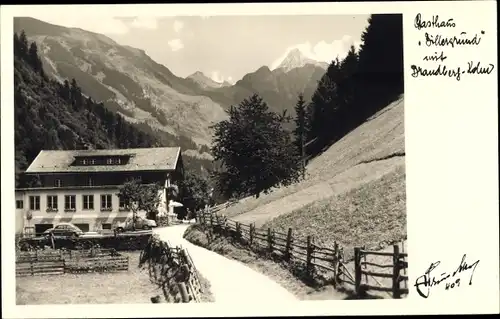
left=30, top=15, right=130, bottom=35
left=271, top=35, right=362, bottom=69
left=173, top=20, right=184, bottom=33
left=167, top=39, right=184, bottom=52
left=210, top=71, right=233, bottom=84
left=130, top=17, right=158, bottom=30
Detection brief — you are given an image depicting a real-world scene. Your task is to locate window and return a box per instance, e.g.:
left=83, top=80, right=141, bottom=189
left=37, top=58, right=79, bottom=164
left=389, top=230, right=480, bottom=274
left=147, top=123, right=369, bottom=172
left=88, top=177, right=94, bottom=186
left=46, top=195, right=58, bottom=211
left=54, top=179, right=62, bottom=187
left=106, top=158, right=113, bottom=165
left=101, top=194, right=112, bottom=211
left=82, top=159, right=88, bottom=165
left=83, top=195, right=94, bottom=210
left=29, top=196, right=40, bottom=210
left=16, top=200, right=23, bottom=209
left=113, top=158, right=121, bottom=165
left=102, top=223, right=112, bottom=230
left=119, top=197, right=130, bottom=210
left=64, top=195, right=76, bottom=211
left=89, top=159, right=96, bottom=165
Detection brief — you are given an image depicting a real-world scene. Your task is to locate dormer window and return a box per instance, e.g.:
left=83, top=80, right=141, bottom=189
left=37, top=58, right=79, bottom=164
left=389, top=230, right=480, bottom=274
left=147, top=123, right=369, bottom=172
left=88, top=177, right=93, bottom=186
left=72, top=155, right=129, bottom=167
left=55, top=179, right=62, bottom=187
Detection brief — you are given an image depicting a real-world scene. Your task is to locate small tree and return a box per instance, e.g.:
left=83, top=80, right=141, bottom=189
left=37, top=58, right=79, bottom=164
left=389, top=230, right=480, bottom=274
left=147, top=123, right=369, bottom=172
left=211, top=94, right=302, bottom=199
left=117, top=179, right=162, bottom=230
left=179, top=171, right=211, bottom=219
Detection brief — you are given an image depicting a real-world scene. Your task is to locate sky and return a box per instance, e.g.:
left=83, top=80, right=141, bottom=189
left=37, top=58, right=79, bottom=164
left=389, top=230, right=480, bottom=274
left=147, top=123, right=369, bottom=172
left=29, top=15, right=370, bottom=84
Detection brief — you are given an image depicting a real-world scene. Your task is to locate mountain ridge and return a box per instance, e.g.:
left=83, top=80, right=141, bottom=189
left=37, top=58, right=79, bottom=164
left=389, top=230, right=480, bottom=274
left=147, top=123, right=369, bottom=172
left=186, top=71, right=232, bottom=90
left=14, top=17, right=229, bottom=150
left=14, top=17, right=330, bottom=149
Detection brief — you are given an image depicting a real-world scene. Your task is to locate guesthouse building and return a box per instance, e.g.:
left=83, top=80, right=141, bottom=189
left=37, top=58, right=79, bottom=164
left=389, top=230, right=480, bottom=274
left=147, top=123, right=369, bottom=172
left=15, top=147, right=184, bottom=235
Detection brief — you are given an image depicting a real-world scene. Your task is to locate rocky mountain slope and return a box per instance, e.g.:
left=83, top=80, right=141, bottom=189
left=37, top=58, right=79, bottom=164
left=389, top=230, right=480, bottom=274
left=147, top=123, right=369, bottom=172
left=14, top=17, right=329, bottom=150
left=14, top=17, right=228, bottom=150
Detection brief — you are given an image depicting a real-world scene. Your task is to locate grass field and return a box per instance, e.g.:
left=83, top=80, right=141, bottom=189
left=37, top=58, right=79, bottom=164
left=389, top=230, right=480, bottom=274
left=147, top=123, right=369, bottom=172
left=263, top=161, right=406, bottom=263
left=16, top=251, right=214, bottom=304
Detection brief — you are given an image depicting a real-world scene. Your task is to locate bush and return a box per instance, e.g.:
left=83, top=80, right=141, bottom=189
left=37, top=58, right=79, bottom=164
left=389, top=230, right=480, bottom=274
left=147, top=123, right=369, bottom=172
left=18, top=233, right=152, bottom=251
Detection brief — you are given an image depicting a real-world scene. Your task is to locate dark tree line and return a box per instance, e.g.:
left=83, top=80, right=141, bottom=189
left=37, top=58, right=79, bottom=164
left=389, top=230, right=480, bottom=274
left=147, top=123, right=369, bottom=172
left=14, top=31, right=163, bottom=187
left=293, top=14, right=404, bottom=158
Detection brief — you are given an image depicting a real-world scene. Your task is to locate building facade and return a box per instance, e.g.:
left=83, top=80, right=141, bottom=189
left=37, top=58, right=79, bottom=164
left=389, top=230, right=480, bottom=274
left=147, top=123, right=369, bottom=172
left=15, top=147, right=184, bottom=235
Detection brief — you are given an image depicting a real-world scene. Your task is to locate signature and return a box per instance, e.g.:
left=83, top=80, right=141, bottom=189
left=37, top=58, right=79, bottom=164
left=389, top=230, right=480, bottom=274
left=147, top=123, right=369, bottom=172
left=414, top=254, right=480, bottom=298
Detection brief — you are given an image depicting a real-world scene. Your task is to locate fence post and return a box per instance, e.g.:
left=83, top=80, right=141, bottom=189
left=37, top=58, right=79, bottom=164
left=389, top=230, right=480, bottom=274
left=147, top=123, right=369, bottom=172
left=210, top=214, right=213, bottom=227
left=225, top=218, right=230, bottom=235
left=362, top=245, right=367, bottom=284
left=177, top=282, right=190, bottom=303
left=267, top=228, right=273, bottom=253
left=249, top=223, right=254, bottom=246
left=30, top=260, right=34, bottom=276
left=236, top=222, right=241, bottom=237
left=354, top=247, right=361, bottom=296
left=332, top=241, right=338, bottom=286
left=285, top=228, right=293, bottom=260
left=306, top=236, right=313, bottom=274
left=392, top=244, right=401, bottom=299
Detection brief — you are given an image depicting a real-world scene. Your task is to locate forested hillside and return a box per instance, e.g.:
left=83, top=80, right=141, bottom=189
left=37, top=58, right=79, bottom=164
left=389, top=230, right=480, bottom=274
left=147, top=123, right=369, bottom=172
left=13, top=32, right=207, bottom=187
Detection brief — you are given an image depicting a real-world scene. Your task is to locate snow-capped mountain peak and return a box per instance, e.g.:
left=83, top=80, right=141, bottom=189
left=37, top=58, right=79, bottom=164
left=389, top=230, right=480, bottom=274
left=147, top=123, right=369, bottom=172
left=275, top=48, right=328, bottom=72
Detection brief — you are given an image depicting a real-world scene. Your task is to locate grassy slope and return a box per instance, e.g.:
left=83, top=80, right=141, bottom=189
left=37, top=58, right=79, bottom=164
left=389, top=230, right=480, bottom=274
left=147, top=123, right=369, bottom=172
left=224, top=95, right=405, bottom=230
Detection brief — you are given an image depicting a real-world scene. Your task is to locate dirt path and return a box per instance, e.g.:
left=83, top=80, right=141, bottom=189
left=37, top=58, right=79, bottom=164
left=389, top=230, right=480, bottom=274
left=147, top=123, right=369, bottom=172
left=153, top=225, right=298, bottom=303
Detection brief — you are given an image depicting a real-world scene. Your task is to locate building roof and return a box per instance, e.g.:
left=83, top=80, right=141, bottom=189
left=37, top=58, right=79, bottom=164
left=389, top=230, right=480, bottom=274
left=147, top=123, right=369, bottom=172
left=25, top=147, right=181, bottom=174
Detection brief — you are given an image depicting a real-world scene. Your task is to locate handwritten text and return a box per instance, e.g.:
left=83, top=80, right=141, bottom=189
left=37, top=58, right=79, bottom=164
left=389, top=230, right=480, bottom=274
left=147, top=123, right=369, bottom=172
left=414, top=254, right=480, bottom=298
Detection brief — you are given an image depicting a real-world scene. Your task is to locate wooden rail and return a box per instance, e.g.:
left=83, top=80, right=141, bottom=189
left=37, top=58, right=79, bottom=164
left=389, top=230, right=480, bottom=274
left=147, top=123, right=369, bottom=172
left=197, top=211, right=408, bottom=299
left=141, top=236, right=203, bottom=303
left=198, top=211, right=343, bottom=285
left=354, top=244, right=408, bottom=299
left=15, top=248, right=129, bottom=276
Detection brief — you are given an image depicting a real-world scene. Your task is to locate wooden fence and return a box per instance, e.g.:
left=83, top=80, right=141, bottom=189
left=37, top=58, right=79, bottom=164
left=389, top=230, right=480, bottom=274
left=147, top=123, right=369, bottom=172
left=16, top=260, right=65, bottom=276
left=198, top=212, right=342, bottom=284
left=354, top=244, right=408, bottom=298
left=141, top=236, right=203, bottom=303
left=16, top=248, right=129, bottom=276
